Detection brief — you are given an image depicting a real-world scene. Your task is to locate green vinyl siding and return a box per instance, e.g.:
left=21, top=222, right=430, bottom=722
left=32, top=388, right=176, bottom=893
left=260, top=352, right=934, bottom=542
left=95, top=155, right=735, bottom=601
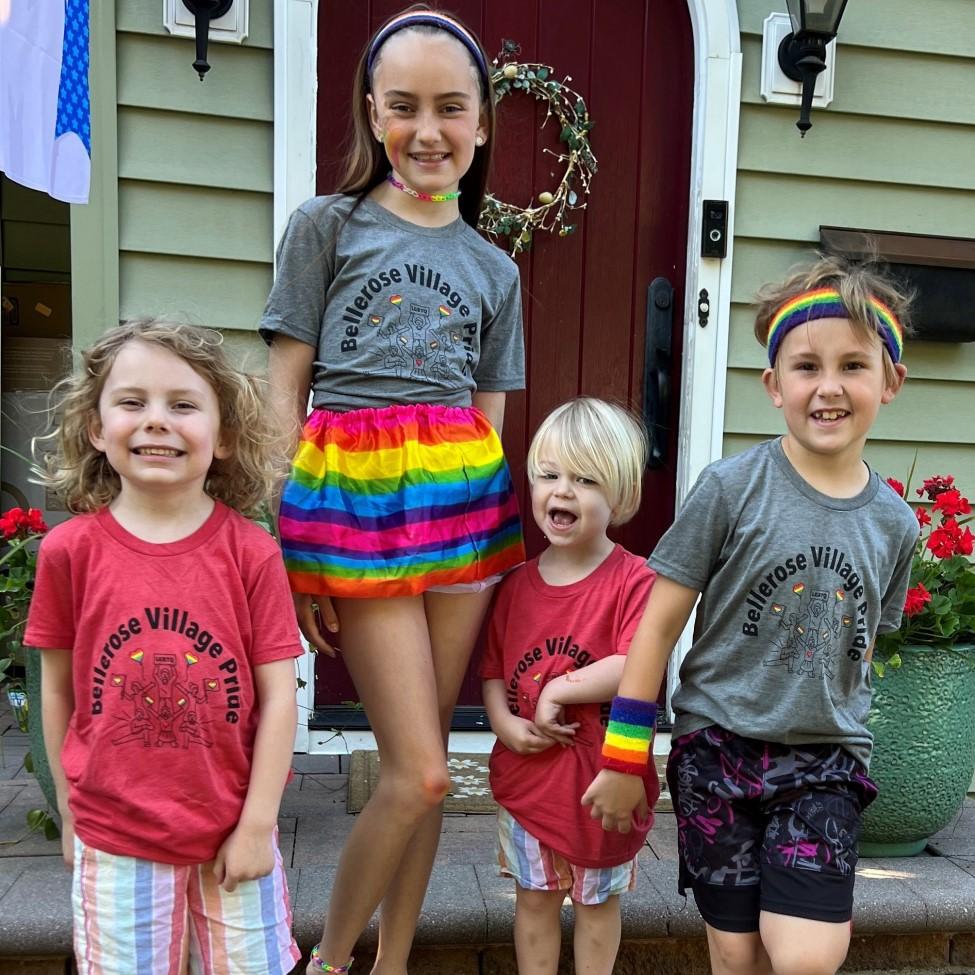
left=112, top=0, right=274, bottom=340
left=727, top=0, right=975, bottom=487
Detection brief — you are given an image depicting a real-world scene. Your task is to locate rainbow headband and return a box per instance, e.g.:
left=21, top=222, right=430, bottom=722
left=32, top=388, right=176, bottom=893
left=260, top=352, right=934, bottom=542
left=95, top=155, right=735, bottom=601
left=766, top=287, right=904, bottom=366
left=366, top=12, right=489, bottom=93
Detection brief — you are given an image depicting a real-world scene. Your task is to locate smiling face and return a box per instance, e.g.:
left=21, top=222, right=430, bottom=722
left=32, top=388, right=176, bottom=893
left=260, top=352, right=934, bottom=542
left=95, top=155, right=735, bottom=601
left=763, top=316, right=906, bottom=471
left=88, top=339, right=228, bottom=504
left=530, top=441, right=616, bottom=559
left=367, top=29, right=487, bottom=201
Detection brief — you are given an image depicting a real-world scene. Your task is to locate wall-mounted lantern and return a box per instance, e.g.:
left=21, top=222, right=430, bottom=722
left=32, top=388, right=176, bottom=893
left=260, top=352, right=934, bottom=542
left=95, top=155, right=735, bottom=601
left=181, top=0, right=234, bottom=79
left=777, top=0, right=849, bottom=135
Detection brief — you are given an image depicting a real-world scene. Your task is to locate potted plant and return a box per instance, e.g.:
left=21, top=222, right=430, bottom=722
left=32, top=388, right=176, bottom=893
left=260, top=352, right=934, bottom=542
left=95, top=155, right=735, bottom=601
left=0, top=507, right=59, bottom=838
left=860, top=474, right=975, bottom=856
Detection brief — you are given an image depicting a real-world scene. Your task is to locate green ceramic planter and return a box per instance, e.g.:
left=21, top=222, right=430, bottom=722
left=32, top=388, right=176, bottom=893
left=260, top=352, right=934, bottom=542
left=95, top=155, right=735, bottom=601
left=25, top=647, right=58, bottom=814
left=860, top=642, right=975, bottom=857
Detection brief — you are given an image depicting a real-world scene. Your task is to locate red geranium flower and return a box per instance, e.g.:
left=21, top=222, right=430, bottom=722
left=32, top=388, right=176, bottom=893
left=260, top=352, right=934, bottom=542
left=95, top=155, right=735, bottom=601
left=903, top=583, right=932, bottom=617
left=917, top=475, right=955, bottom=501
left=886, top=478, right=905, bottom=497
left=927, top=519, right=964, bottom=559
left=932, top=489, right=972, bottom=519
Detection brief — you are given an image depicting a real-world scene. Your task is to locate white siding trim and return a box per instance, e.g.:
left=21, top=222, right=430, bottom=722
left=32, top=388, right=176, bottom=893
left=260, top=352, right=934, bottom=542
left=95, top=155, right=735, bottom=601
left=668, top=0, right=742, bottom=707
left=273, top=0, right=318, bottom=751
left=272, top=0, right=318, bottom=248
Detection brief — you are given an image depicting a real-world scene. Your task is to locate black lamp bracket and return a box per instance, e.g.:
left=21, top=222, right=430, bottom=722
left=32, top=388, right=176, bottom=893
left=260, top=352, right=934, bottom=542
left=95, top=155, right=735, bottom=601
left=182, top=0, right=234, bottom=80
left=777, top=31, right=829, bottom=136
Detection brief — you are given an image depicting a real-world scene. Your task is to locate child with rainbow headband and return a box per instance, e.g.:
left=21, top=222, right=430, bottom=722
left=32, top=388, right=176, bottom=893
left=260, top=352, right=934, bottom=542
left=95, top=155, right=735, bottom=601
left=583, top=255, right=920, bottom=975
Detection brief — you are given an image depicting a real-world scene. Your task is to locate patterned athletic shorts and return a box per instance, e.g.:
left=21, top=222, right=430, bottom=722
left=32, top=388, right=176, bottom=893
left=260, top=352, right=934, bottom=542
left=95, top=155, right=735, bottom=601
left=666, top=725, right=877, bottom=931
left=496, top=807, right=637, bottom=906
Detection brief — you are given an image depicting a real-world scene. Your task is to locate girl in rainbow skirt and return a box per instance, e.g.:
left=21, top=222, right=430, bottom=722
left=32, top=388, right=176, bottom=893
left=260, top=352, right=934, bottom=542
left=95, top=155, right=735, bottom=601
left=260, top=7, right=526, bottom=973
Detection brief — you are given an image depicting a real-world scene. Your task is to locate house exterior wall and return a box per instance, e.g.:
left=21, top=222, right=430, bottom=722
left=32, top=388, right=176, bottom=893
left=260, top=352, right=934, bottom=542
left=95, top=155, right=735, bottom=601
left=73, top=0, right=275, bottom=365
left=729, top=0, right=975, bottom=486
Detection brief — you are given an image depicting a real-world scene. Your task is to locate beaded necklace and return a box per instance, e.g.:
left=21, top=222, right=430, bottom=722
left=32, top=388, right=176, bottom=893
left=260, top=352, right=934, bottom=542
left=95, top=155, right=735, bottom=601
left=386, top=172, right=460, bottom=203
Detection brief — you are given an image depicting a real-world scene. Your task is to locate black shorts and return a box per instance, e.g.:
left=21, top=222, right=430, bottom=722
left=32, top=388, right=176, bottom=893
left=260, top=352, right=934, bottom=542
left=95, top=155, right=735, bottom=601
left=666, top=726, right=877, bottom=932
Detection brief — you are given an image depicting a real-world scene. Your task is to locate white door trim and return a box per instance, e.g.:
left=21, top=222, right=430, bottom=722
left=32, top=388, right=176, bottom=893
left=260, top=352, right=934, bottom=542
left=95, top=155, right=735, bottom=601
left=668, top=0, right=742, bottom=706
left=273, top=0, right=319, bottom=751
left=271, top=0, right=742, bottom=740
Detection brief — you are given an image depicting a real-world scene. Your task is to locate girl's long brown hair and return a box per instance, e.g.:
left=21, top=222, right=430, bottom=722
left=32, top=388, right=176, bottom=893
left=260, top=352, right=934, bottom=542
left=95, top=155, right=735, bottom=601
left=336, top=4, right=496, bottom=229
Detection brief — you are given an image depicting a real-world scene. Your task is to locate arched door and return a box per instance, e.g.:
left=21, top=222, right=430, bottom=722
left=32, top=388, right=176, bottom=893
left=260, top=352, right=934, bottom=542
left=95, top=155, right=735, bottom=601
left=313, top=1, right=694, bottom=718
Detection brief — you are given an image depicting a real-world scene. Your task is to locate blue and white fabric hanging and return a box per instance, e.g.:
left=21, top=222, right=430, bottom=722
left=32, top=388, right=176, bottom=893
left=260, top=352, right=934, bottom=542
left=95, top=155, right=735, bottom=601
left=0, top=0, right=91, bottom=204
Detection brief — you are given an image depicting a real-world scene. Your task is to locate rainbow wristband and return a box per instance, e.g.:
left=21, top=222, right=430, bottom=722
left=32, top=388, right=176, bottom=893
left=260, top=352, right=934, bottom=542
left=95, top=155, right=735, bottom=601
left=601, top=696, right=657, bottom=775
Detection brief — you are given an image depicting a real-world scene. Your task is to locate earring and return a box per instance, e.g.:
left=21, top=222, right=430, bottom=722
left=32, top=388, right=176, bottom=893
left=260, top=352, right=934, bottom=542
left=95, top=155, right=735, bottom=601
left=475, top=136, right=485, bottom=146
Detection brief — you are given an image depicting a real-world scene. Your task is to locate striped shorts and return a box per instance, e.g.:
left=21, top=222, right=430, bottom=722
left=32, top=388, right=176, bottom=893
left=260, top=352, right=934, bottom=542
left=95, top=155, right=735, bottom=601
left=71, top=834, right=300, bottom=975
left=496, top=807, right=638, bottom=906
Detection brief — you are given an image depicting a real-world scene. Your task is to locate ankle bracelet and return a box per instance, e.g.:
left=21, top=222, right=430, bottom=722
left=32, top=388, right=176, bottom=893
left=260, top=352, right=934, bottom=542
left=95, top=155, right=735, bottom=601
left=310, top=944, right=353, bottom=972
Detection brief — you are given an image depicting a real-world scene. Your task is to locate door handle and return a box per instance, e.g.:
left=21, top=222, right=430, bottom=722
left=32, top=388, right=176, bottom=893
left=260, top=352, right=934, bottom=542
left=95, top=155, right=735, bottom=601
left=642, top=277, right=673, bottom=469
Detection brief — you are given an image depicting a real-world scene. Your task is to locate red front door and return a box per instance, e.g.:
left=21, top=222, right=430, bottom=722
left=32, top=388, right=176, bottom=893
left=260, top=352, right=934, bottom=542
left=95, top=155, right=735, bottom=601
left=313, top=1, right=693, bottom=711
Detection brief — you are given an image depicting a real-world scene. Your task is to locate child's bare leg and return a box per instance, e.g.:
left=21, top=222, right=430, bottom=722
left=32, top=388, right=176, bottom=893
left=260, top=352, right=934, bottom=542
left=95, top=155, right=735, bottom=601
left=372, top=589, right=493, bottom=973
left=705, top=925, right=773, bottom=975
left=572, top=895, right=622, bottom=975
left=311, top=597, right=451, bottom=973
left=760, top=913, right=850, bottom=975
left=514, top=886, right=565, bottom=975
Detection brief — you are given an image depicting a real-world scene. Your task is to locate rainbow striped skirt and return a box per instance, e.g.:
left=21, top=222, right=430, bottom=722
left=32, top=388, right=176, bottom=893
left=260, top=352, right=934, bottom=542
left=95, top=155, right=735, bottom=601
left=279, top=403, right=526, bottom=598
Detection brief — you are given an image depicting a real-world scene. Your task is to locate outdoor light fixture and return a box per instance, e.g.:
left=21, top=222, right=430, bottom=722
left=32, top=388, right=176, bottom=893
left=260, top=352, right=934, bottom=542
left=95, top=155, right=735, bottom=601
left=182, top=0, right=234, bottom=79
left=777, top=0, right=849, bottom=135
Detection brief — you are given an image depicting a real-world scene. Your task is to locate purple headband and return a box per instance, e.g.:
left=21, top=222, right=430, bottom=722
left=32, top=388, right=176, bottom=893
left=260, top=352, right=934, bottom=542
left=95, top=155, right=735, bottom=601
left=365, top=12, right=489, bottom=92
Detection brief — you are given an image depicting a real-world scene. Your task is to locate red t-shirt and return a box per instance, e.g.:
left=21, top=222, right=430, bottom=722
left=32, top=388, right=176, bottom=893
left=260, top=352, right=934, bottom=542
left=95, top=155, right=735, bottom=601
left=480, top=545, right=658, bottom=868
left=24, top=503, right=303, bottom=865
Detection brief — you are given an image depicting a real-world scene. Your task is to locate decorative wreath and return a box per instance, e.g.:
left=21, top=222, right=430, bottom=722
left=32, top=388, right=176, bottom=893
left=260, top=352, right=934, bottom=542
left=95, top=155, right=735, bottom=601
left=478, top=43, right=598, bottom=256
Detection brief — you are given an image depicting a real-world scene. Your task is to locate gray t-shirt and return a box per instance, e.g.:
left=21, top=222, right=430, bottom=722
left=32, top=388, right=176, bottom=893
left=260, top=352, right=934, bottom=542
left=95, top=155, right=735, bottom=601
left=650, top=438, right=918, bottom=767
left=260, top=194, right=525, bottom=411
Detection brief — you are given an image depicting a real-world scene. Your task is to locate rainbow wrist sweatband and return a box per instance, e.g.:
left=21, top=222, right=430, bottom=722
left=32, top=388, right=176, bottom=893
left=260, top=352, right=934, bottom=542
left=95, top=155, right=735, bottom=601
left=601, top=696, right=657, bottom=775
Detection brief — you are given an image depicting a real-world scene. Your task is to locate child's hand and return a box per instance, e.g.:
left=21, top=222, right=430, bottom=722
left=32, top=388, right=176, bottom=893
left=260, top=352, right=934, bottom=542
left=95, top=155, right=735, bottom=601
left=498, top=716, right=556, bottom=756
left=212, top=824, right=275, bottom=892
left=294, top=593, right=340, bottom=656
left=581, top=769, right=648, bottom=833
left=534, top=681, right=580, bottom=746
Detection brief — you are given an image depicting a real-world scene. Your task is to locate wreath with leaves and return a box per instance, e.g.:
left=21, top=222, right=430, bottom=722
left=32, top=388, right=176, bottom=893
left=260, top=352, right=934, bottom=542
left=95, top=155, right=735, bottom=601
left=478, top=43, right=598, bottom=255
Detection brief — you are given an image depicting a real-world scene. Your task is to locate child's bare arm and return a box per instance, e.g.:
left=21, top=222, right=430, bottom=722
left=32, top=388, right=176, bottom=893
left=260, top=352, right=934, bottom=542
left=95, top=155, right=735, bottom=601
left=40, top=649, right=75, bottom=868
left=581, top=576, right=700, bottom=831
left=483, top=679, right=554, bottom=755
left=533, top=655, right=625, bottom=741
left=213, top=658, right=297, bottom=891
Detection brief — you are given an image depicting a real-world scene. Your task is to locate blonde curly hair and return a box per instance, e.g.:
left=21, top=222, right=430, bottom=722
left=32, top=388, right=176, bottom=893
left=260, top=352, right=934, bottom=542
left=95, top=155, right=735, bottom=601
left=41, top=319, right=287, bottom=515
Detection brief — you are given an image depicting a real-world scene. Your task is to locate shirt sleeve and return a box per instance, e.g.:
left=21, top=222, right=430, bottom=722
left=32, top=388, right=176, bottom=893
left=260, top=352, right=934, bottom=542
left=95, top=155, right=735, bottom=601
left=648, top=467, right=731, bottom=592
left=246, top=552, right=305, bottom=665
left=616, top=564, right=656, bottom=655
left=877, top=518, right=920, bottom=634
left=259, top=203, right=335, bottom=348
left=23, top=534, right=75, bottom=650
left=473, top=269, right=525, bottom=392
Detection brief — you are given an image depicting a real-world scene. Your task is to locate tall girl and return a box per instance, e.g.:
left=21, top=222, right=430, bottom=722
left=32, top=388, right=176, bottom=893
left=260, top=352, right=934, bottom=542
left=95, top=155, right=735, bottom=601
left=26, top=320, right=303, bottom=974
left=260, top=7, right=526, bottom=973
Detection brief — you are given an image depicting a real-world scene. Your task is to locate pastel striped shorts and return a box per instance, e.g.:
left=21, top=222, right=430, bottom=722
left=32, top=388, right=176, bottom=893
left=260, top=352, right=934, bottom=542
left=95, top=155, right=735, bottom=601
left=279, top=403, right=526, bottom=598
left=496, top=807, right=638, bottom=906
left=71, top=834, right=300, bottom=975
